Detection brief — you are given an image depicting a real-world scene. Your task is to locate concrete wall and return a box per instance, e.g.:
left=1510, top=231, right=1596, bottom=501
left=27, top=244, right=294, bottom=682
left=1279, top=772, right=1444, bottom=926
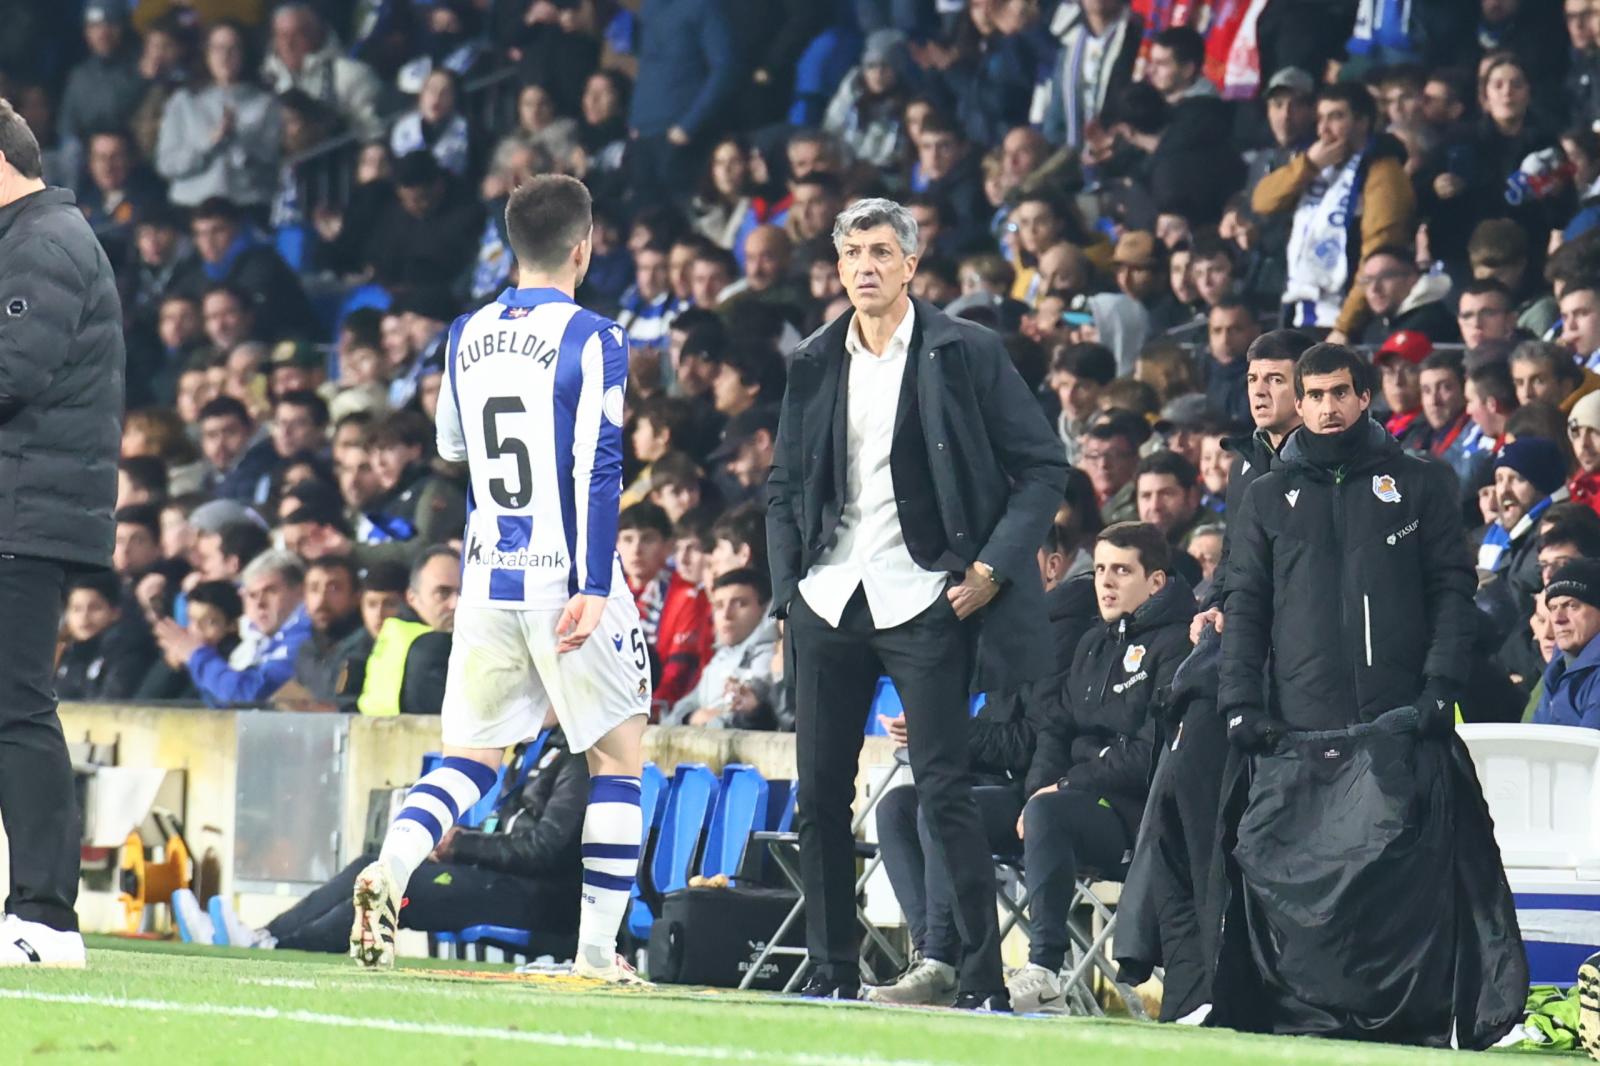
left=46, top=704, right=897, bottom=933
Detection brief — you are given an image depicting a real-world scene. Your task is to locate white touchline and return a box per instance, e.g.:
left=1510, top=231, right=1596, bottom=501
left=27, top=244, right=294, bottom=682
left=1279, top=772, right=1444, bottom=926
left=0, top=988, right=945, bottom=1066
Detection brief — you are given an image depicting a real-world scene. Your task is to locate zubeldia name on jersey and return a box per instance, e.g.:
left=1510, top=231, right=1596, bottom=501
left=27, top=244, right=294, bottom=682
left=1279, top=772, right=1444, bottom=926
left=455, top=327, right=559, bottom=373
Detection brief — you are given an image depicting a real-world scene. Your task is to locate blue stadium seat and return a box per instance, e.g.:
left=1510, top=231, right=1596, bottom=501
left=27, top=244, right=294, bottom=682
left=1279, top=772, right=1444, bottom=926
left=625, top=762, right=670, bottom=940
left=701, top=765, right=769, bottom=882
left=865, top=679, right=988, bottom=734
left=626, top=763, right=719, bottom=939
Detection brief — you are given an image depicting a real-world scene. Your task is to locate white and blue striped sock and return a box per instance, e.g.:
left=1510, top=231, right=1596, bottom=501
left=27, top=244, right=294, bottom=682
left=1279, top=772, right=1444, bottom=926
left=379, top=756, right=499, bottom=891
left=578, top=775, right=643, bottom=968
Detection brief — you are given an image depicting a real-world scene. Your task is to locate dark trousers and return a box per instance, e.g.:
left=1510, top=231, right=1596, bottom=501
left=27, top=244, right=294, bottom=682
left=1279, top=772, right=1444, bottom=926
left=876, top=784, right=1020, bottom=966
left=266, top=854, right=577, bottom=954
left=0, top=556, right=78, bottom=931
left=1022, top=788, right=1129, bottom=972
left=789, top=586, right=1003, bottom=992
left=626, top=134, right=698, bottom=208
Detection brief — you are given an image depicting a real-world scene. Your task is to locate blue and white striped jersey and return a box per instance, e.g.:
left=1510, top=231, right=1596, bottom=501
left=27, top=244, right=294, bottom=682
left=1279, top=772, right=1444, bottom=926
left=436, top=286, right=629, bottom=610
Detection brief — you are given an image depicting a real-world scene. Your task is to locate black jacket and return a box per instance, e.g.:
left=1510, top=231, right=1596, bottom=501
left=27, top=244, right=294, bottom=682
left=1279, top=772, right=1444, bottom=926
left=449, top=730, right=588, bottom=881
left=972, top=573, right=1096, bottom=792
left=0, top=187, right=123, bottom=567
left=1219, top=419, right=1476, bottom=731
left=1031, top=575, right=1195, bottom=836
left=1203, top=427, right=1282, bottom=612
left=767, top=298, right=1068, bottom=691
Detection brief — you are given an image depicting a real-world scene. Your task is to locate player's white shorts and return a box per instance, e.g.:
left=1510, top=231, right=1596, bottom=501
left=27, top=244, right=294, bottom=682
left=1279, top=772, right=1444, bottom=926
left=441, top=596, right=652, bottom=753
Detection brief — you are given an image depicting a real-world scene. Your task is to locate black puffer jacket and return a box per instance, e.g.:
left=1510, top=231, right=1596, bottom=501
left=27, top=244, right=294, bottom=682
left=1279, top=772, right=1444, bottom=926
left=1203, top=427, right=1284, bottom=612
left=1219, top=419, right=1475, bottom=732
left=1031, top=574, right=1195, bottom=835
left=0, top=187, right=123, bottom=567
left=449, top=729, right=588, bottom=882
left=972, top=572, right=1096, bottom=791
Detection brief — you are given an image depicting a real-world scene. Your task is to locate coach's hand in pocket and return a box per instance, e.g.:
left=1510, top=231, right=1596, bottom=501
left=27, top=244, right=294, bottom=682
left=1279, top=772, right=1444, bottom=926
left=946, top=564, right=1000, bottom=620
left=556, top=593, right=607, bottom=654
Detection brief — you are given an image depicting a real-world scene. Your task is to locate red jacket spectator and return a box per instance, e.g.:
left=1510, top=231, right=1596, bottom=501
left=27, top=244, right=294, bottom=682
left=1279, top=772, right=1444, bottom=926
left=629, top=568, right=712, bottom=719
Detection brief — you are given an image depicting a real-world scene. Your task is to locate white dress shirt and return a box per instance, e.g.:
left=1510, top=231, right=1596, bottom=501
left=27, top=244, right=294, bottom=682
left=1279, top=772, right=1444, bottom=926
left=798, top=302, right=951, bottom=629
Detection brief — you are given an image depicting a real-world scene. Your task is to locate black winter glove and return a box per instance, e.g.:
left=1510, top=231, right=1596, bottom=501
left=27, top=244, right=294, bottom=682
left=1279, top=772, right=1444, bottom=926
left=1226, top=709, right=1279, bottom=753
left=1417, top=677, right=1457, bottom=738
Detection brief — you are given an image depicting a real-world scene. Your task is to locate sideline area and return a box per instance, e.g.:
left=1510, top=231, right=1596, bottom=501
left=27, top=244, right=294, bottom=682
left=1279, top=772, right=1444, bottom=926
left=0, top=937, right=1477, bottom=1066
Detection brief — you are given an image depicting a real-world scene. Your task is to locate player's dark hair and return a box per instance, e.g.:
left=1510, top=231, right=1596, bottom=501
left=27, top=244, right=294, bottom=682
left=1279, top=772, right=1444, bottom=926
left=0, top=96, right=43, bottom=180
left=506, top=174, right=593, bottom=273
left=619, top=501, right=673, bottom=539
left=1097, top=520, right=1172, bottom=578
left=713, top=566, right=771, bottom=604
left=1135, top=450, right=1199, bottom=492
left=1294, top=343, right=1371, bottom=399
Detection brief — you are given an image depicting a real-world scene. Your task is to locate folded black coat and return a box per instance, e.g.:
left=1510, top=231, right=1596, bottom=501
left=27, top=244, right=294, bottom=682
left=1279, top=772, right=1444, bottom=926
left=1208, top=708, right=1527, bottom=1049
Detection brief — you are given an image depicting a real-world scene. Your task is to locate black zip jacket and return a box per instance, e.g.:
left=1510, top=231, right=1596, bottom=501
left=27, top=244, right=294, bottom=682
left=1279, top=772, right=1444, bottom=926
left=1219, top=419, right=1475, bottom=732
left=1203, top=428, right=1283, bottom=612
left=1029, top=575, right=1195, bottom=835
left=971, top=573, right=1096, bottom=790
left=448, top=730, right=588, bottom=881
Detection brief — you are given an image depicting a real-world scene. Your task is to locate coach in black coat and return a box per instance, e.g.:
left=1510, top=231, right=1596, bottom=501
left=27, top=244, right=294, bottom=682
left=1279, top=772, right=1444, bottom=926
left=767, top=199, right=1065, bottom=1005
left=0, top=101, right=124, bottom=953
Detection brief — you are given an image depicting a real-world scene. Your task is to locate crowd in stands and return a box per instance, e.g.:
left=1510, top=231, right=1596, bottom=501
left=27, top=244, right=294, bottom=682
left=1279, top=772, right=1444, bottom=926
left=14, top=0, right=1600, bottom=765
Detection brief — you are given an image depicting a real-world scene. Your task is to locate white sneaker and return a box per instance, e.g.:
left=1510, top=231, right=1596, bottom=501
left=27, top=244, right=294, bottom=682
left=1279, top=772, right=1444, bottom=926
left=571, top=952, right=652, bottom=986
left=209, top=896, right=272, bottom=949
left=349, top=861, right=400, bottom=969
left=170, top=889, right=216, bottom=945
left=1175, top=1002, right=1213, bottom=1026
left=0, top=915, right=86, bottom=968
left=1006, top=963, right=1066, bottom=1015
left=864, top=956, right=958, bottom=1006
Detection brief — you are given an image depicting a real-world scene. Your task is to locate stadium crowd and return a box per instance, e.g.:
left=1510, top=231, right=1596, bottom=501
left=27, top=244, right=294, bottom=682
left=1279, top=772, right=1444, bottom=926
left=10, top=0, right=1600, bottom=1025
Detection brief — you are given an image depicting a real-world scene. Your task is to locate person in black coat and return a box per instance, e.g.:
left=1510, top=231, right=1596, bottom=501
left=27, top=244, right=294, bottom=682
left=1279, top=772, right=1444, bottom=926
left=0, top=99, right=124, bottom=965
left=868, top=526, right=1095, bottom=1006
left=767, top=198, right=1066, bottom=1007
left=1005, top=522, right=1194, bottom=1014
left=173, top=197, right=319, bottom=341
left=219, top=730, right=587, bottom=953
left=1212, top=344, right=1524, bottom=1046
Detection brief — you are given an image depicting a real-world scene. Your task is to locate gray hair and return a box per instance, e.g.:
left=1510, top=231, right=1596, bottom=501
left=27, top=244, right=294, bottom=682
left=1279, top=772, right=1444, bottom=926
left=831, top=197, right=918, bottom=257
left=242, top=549, right=305, bottom=588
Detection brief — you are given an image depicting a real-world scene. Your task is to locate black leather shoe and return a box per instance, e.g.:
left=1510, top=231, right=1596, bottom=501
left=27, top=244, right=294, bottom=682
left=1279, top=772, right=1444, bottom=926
left=799, top=972, right=861, bottom=1000
left=952, top=989, right=1013, bottom=1012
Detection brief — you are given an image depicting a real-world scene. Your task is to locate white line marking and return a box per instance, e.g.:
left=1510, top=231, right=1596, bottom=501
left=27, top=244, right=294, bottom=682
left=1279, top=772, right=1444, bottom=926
left=238, top=977, right=315, bottom=989
left=0, top=988, right=948, bottom=1066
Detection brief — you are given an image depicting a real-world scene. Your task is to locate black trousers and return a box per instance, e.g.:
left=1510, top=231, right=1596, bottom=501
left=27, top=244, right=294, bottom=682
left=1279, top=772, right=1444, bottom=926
left=789, top=586, right=1003, bottom=992
left=0, top=556, right=78, bottom=931
left=876, top=784, right=1021, bottom=966
left=266, top=854, right=577, bottom=954
left=1022, top=788, right=1130, bottom=972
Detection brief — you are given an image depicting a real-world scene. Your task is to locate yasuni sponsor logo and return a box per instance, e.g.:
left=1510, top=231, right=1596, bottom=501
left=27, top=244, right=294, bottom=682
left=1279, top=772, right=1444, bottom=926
left=1386, top=518, right=1419, bottom=546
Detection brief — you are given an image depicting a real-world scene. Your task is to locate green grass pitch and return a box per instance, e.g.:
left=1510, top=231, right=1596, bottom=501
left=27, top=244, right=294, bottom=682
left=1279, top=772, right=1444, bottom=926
left=0, top=937, right=1544, bottom=1064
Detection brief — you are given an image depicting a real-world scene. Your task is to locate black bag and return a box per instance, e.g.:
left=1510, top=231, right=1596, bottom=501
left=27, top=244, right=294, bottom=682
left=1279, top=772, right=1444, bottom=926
left=646, top=886, right=803, bottom=990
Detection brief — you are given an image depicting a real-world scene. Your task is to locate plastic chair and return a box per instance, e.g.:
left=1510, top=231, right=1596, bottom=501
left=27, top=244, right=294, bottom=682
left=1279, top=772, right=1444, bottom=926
left=866, top=679, right=987, bottom=734
left=701, top=765, right=769, bottom=881
left=626, top=763, right=717, bottom=939
left=1459, top=723, right=1600, bottom=983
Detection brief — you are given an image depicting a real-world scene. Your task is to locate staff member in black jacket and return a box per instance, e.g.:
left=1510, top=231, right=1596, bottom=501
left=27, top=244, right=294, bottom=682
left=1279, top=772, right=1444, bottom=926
left=1008, top=522, right=1194, bottom=1014
left=1215, top=344, right=1513, bottom=1045
left=767, top=198, right=1066, bottom=1008
left=0, top=99, right=123, bottom=967
left=208, top=731, right=588, bottom=953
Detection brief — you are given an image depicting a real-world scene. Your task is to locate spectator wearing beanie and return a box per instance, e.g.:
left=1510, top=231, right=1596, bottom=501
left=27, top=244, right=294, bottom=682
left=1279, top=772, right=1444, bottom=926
left=1534, top=559, right=1600, bottom=729
left=1569, top=391, right=1600, bottom=517
left=1479, top=437, right=1572, bottom=578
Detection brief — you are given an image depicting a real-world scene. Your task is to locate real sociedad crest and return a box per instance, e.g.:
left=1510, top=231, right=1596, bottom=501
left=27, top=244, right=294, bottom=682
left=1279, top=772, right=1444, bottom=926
left=1372, top=474, right=1402, bottom=503
left=1123, top=644, right=1146, bottom=673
